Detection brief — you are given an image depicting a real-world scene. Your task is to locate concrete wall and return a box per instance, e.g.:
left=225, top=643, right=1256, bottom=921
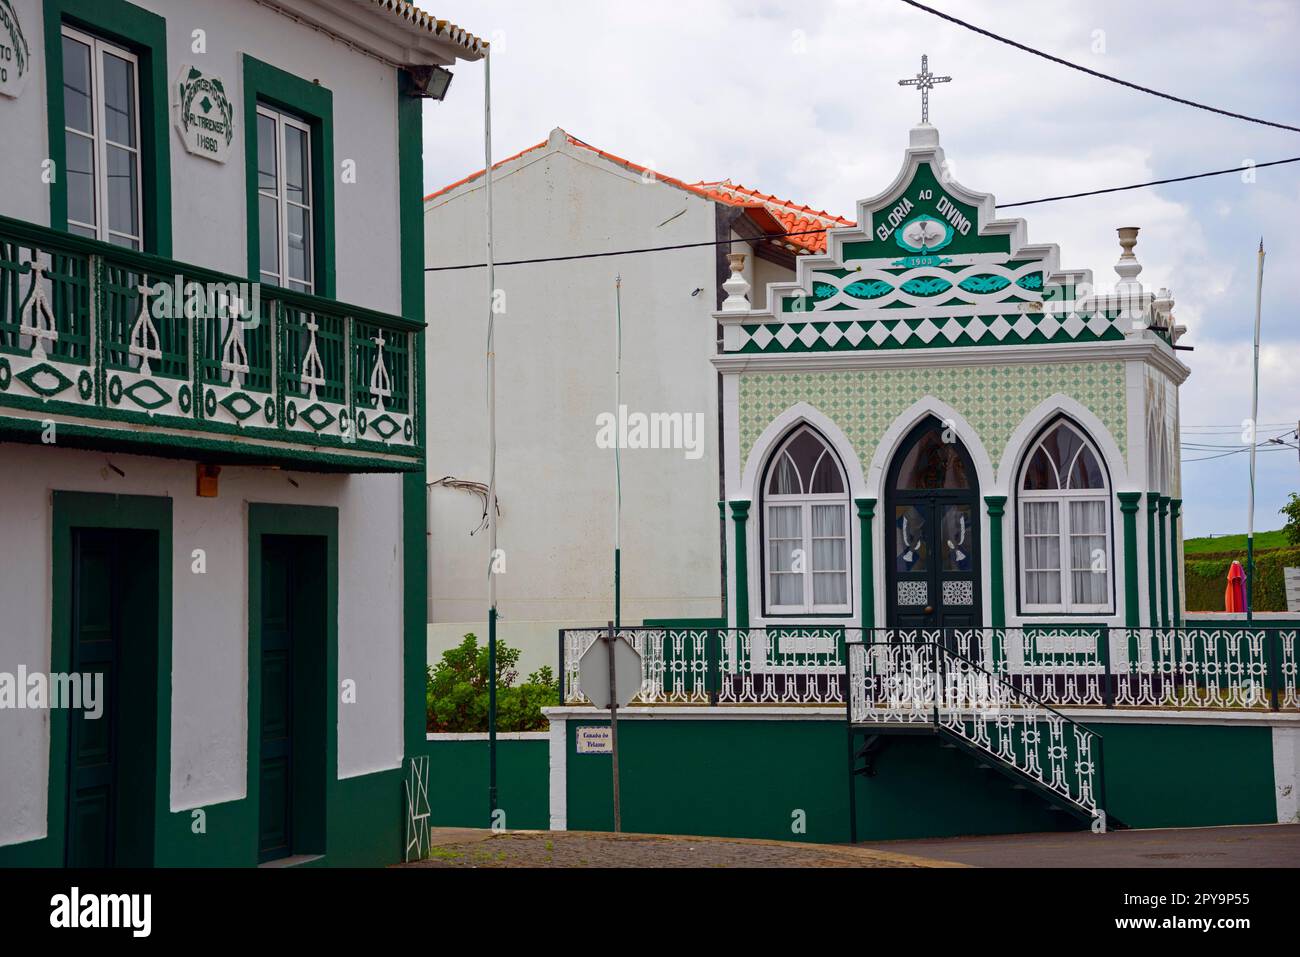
left=0, top=0, right=403, bottom=312
left=0, top=442, right=404, bottom=847
left=425, top=135, right=766, bottom=674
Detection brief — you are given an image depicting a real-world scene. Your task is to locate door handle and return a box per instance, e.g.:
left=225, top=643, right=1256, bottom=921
left=923, top=606, right=934, bottom=615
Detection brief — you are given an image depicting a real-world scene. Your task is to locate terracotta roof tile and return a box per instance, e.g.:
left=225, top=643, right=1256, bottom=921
left=424, top=130, right=850, bottom=254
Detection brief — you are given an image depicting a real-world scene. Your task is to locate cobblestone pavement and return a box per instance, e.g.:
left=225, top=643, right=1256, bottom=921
left=403, top=828, right=958, bottom=868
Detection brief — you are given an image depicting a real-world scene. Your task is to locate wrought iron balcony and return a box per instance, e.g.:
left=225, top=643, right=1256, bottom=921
left=0, top=215, right=421, bottom=471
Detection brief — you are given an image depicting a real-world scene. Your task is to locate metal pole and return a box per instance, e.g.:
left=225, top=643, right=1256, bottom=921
left=1246, top=239, right=1264, bottom=622
left=484, top=47, right=499, bottom=823
left=614, top=276, right=623, bottom=628
left=606, top=620, right=621, bottom=832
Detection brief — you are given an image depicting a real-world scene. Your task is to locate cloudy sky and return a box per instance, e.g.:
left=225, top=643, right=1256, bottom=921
left=420, top=0, right=1299, bottom=538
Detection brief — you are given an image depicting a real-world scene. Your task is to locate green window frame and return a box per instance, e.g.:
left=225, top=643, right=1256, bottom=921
left=43, top=0, right=171, bottom=256
left=242, top=55, right=335, bottom=298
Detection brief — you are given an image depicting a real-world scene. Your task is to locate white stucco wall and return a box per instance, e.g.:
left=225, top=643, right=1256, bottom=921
left=424, top=138, right=758, bottom=672
left=0, top=0, right=403, bottom=313
left=0, top=443, right=404, bottom=846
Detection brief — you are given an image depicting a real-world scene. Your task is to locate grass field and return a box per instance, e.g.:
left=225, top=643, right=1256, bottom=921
left=1183, top=529, right=1289, bottom=556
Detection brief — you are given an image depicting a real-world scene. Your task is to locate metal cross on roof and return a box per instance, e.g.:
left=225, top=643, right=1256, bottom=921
left=898, top=54, right=951, bottom=124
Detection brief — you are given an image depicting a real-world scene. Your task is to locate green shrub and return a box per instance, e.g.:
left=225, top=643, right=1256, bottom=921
left=426, top=633, right=558, bottom=733
left=1184, top=545, right=1300, bottom=612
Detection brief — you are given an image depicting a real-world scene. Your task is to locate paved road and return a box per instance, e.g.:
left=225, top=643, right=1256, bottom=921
left=859, top=824, right=1300, bottom=867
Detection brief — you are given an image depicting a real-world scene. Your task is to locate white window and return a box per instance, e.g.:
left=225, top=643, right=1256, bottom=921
left=763, top=426, right=851, bottom=615
left=256, top=105, right=314, bottom=292
left=1018, top=420, right=1113, bottom=614
left=62, top=27, right=143, bottom=248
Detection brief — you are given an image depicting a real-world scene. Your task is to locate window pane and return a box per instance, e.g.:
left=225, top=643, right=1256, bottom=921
left=895, top=504, right=927, bottom=572
left=1022, top=446, right=1058, bottom=489
left=285, top=124, right=309, bottom=205
left=768, top=452, right=801, bottom=495
left=259, top=192, right=280, bottom=278
left=813, top=573, right=847, bottom=606
left=286, top=204, right=311, bottom=285
left=771, top=574, right=803, bottom=606
left=1067, top=446, right=1105, bottom=490
left=1026, top=571, right=1061, bottom=605
left=63, top=36, right=93, bottom=134
left=65, top=132, right=96, bottom=227
left=257, top=113, right=278, bottom=191
left=106, top=145, right=138, bottom=237
left=896, top=427, right=969, bottom=489
left=1043, top=424, right=1082, bottom=476
left=941, top=504, right=973, bottom=571
left=108, top=233, right=140, bottom=251
left=808, top=451, right=844, bottom=493
left=767, top=505, right=803, bottom=606
left=1069, top=500, right=1108, bottom=604
left=102, top=52, right=137, bottom=147
left=811, top=505, right=846, bottom=572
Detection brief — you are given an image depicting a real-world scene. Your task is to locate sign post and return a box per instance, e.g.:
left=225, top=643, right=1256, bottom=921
left=578, top=622, right=642, bottom=833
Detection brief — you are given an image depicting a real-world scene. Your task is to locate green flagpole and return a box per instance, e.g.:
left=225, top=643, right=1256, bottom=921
left=614, top=275, right=623, bottom=628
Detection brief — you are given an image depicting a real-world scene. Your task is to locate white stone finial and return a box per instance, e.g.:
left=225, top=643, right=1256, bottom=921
left=1114, top=226, right=1143, bottom=291
left=721, top=252, right=750, bottom=312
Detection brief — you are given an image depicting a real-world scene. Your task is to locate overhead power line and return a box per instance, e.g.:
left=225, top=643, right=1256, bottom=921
left=425, top=157, right=1298, bottom=271
left=899, top=0, right=1300, bottom=134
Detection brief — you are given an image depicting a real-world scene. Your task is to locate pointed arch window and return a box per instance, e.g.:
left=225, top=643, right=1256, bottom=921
left=762, top=426, right=851, bottom=615
left=1018, top=420, right=1113, bottom=614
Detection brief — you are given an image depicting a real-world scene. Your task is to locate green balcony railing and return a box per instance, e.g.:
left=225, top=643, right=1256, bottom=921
left=0, top=214, right=421, bottom=470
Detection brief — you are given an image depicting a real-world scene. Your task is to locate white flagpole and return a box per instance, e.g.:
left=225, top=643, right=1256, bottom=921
left=483, top=46, right=499, bottom=818
left=1246, top=238, right=1264, bottom=621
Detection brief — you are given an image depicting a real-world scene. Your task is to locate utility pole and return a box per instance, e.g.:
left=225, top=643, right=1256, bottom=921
left=1246, top=239, right=1265, bottom=621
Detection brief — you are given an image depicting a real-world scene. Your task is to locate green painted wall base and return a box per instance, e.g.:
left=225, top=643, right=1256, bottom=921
left=423, top=737, right=550, bottom=831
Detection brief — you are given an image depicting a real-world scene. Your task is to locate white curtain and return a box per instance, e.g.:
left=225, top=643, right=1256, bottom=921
left=1069, top=499, right=1108, bottom=605
left=1023, top=501, right=1061, bottom=604
left=768, top=505, right=803, bottom=605
left=811, top=504, right=848, bottom=606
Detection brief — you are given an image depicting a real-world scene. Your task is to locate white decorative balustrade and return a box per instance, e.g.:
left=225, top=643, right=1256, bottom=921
left=0, top=215, right=420, bottom=470
left=560, top=625, right=1299, bottom=712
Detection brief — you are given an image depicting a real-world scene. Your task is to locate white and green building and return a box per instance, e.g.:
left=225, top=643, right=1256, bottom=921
left=0, top=0, right=484, bottom=866
left=538, top=122, right=1300, bottom=843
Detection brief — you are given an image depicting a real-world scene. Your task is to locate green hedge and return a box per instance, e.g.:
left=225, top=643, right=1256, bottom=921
left=1185, top=546, right=1300, bottom=612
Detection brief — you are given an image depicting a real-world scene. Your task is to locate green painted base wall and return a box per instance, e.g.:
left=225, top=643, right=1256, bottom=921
left=423, top=737, right=550, bottom=831
left=0, top=766, right=404, bottom=868
left=563, top=718, right=1279, bottom=844
left=1097, top=723, right=1277, bottom=828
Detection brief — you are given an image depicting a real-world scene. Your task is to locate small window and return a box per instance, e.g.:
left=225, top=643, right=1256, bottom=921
left=62, top=27, right=143, bottom=248
left=762, top=426, right=851, bottom=615
left=894, top=427, right=970, bottom=489
left=256, top=105, right=314, bottom=292
left=1017, top=420, right=1113, bottom=614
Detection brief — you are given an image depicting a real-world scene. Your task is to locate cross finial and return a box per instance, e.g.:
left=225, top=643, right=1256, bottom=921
left=898, top=54, right=951, bottom=124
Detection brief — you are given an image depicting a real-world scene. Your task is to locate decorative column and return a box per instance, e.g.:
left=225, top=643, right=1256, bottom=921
left=855, top=498, right=876, bottom=633
left=1158, top=496, right=1170, bottom=628
left=1145, top=492, right=1160, bottom=628
left=729, top=501, right=751, bottom=629
left=984, top=496, right=1007, bottom=630
left=1118, top=493, right=1143, bottom=630
left=1169, top=498, right=1182, bottom=627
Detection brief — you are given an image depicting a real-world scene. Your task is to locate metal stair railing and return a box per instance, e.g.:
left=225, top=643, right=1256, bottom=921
left=848, top=640, right=1106, bottom=827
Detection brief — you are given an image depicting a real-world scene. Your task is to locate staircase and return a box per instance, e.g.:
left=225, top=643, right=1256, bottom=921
left=847, top=641, right=1112, bottom=834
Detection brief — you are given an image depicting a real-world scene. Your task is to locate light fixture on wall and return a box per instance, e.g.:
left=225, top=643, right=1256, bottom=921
left=196, top=464, right=221, bottom=498
left=406, top=64, right=453, bottom=100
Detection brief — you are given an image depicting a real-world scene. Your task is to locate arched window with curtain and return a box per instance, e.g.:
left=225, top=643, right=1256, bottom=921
left=1017, top=419, right=1114, bottom=614
left=762, top=425, right=851, bottom=615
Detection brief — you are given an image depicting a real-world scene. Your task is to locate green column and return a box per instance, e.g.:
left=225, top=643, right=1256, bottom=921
left=855, top=498, right=876, bottom=633
left=1158, top=496, right=1170, bottom=628
left=1118, top=492, right=1142, bottom=629
left=729, top=501, right=751, bottom=629
left=1145, top=492, right=1160, bottom=628
left=1169, top=498, right=1183, bottom=627
left=984, top=496, right=1007, bottom=630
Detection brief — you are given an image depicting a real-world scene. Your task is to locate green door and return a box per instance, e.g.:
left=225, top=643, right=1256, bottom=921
left=259, top=538, right=295, bottom=862
left=66, top=528, right=158, bottom=867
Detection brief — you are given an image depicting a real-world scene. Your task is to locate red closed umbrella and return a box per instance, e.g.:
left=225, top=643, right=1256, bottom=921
left=1224, top=560, right=1246, bottom=613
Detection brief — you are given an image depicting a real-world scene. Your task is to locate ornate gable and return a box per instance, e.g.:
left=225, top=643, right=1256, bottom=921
left=719, top=125, right=1139, bottom=355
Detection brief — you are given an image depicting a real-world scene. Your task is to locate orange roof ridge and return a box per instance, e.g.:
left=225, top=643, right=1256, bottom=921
left=424, top=130, right=851, bottom=253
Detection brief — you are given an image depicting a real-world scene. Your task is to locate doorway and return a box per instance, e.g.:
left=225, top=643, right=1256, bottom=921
left=256, top=534, right=327, bottom=864
left=66, top=527, right=159, bottom=867
left=884, top=417, right=982, bottom=636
